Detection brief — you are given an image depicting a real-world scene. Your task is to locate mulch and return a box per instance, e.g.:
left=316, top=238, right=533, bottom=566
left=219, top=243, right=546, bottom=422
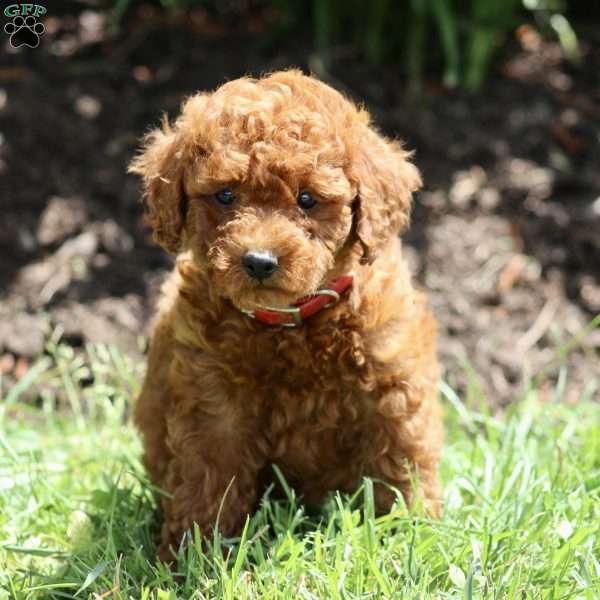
left=1, top=4, right=599, bottom=407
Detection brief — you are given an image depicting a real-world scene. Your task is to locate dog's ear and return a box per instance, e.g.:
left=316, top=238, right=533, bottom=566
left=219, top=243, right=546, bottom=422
left=349, top=131, right=421, bottom=265
left=129, top=117, right=186, bottom=254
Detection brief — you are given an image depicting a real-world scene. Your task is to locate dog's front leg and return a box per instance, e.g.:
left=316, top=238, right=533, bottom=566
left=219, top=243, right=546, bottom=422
left=157, top=400, right=263, bottom=561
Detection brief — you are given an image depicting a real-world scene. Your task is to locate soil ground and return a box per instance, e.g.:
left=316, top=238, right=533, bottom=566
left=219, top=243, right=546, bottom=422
left=1, top=3, right=599, bottom=406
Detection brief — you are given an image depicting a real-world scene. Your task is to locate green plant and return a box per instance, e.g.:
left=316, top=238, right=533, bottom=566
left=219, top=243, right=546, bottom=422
left=1, top=340, right=599, bottom=597
left=463, top=0, right=521, bottom=90
left=110, top=0, right=579, bottom=90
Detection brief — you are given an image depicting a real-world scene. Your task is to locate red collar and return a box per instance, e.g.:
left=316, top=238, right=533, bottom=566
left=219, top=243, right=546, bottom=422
left=240, top=275, right=353, bottom=327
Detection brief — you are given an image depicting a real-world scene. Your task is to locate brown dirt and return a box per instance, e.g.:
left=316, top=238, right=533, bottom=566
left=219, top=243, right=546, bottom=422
left=1, top=4, right=599, bottom=407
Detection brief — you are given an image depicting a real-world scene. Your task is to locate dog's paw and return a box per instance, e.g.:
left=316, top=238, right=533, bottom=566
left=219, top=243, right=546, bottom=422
left=4, top=15, right=45, bottom=49
left=157, top=540, right=177, bottom=565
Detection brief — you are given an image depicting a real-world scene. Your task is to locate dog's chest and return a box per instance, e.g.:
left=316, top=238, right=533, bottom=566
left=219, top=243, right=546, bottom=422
left=234, top=320, right=372, bottom=397
left=227, top=322, right=376, bottom=457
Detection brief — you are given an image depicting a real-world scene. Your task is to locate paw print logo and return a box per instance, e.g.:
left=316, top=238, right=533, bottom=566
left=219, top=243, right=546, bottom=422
left=4, top=15, right=45, bottom=48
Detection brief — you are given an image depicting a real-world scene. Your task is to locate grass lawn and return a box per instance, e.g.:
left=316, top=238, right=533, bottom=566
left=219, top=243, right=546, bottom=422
left=1, top=341, right=599, bottom=599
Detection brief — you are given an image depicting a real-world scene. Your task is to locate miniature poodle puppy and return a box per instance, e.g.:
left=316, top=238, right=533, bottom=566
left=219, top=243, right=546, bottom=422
left=130, top=70, right=443, bottom=560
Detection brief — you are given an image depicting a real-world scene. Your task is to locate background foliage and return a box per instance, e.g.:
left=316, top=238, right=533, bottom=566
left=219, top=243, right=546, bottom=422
left=112, top=0, right=582, bottom=89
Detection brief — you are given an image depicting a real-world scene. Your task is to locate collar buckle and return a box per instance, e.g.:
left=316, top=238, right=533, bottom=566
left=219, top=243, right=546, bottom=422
left=311, top=288, right=340, bottom=308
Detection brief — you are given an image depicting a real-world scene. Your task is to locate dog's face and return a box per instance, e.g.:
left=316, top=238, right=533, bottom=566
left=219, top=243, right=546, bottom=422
left=185, top=149, right=354, bottom=310
left=130, top=71, right=421, bottom=311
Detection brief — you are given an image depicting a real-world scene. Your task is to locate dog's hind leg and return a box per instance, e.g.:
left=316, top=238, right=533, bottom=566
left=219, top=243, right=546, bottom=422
left=365, top=386, right=444, bottom=517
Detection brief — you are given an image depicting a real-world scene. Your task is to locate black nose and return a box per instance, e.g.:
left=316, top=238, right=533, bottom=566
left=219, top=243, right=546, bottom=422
left=242, top=250, right=279, bottom=281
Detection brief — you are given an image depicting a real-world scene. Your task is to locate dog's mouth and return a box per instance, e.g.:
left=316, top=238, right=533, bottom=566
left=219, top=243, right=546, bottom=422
left=207, top=235, right=335, bottom=313
left=230, top=281, right=313, bottom=312
left=231, top=274, right=354, bottom=327
left=206, top=255, right=321, bottom=312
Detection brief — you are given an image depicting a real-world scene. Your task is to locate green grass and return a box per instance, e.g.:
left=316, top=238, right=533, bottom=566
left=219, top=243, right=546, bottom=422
left=1, top=342, right=599, bottom=599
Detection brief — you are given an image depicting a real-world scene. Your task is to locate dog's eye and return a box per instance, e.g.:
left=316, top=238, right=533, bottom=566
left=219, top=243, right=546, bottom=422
left=297, top=190, right=317, bottom=210
left=215, top=188, right=235, bottom=206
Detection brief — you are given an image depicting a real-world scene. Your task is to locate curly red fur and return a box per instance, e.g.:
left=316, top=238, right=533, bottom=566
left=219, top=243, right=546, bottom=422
left=130, top=70, right=443, bottom=560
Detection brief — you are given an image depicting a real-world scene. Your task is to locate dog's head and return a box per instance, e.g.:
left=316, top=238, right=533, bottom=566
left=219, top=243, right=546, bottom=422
left=130, top=70, right=421, bottom=311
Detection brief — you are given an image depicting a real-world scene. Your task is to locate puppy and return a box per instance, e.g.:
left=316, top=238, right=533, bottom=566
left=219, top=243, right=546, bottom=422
left=130, top=70, right=443, bottom=560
